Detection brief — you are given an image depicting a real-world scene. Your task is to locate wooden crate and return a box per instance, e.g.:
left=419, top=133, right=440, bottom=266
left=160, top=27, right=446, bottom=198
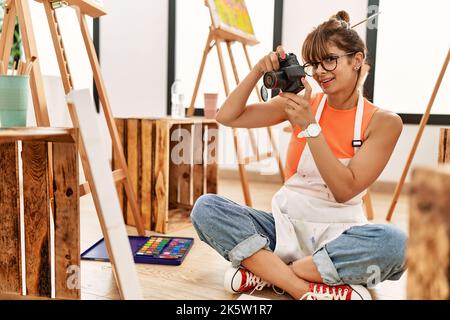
left=406, top=130, right=450, bottom=299
left=0, top=128, right=79, bottom=300
left=439, top=128, right=450, bottom=164
left=407, top=165, right=450, bottom=299
left=113, top=117, right=219, bottom=233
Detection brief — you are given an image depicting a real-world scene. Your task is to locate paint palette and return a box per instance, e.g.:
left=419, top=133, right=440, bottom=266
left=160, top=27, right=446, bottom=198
left=135, top=237, right=193, bottom=264
left=81, top=236, right=194, bottom=266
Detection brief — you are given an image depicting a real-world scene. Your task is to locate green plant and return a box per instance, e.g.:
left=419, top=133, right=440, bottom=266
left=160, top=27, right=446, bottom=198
left=0, top=0, right=22, bottom=67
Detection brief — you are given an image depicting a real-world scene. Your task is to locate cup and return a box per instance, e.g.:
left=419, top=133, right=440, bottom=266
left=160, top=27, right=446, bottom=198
left=0, top=75, right=30, bottom=127
left=204, top=93, right=218, bottom=119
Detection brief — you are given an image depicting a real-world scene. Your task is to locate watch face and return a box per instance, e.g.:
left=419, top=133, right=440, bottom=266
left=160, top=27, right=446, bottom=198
left=308, top=124, right=321, bottom=137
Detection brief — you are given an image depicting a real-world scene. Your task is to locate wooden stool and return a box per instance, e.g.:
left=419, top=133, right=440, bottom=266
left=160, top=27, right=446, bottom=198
left=0, top=128, right=79, bottom=300
left=113, top=117, right=219, bottom=234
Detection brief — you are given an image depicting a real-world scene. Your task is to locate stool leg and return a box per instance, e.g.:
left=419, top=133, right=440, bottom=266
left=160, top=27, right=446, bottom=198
left=363, top=191, right=374, bottom=220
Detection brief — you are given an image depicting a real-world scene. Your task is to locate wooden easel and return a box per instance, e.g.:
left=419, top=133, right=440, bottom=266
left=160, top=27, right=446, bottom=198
left=386, top=48, right=450, bottom=221
left=187, top=1, right=285, bottom=207
left=0, top=0, right=145, bottom=298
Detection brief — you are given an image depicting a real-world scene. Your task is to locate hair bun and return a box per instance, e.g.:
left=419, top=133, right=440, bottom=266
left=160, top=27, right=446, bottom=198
left=332, top=10, right=351, bottom=24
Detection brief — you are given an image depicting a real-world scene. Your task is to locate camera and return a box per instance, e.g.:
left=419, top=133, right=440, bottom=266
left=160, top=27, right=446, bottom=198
left=263, top=53, right=306, bottom=94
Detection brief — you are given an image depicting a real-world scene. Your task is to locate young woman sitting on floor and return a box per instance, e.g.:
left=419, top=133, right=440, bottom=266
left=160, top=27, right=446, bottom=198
left=190, top=11, right=407, bottom=300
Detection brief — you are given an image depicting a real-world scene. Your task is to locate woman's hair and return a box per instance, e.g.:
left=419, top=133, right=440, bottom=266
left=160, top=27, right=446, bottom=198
left=302, top=10, right=370, bottom=90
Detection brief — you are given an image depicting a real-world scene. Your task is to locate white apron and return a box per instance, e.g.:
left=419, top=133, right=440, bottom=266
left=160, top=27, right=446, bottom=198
left=272, top=92, right=369, bottom=264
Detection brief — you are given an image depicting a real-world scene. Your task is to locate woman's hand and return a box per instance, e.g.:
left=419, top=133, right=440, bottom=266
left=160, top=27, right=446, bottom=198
left=280, top=78, right=316, bottom=130
left=254, top=46, right=286, bottom=76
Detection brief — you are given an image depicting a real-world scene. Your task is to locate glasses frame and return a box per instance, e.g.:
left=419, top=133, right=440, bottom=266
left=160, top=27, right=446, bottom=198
left=303, top=52, right=356, bottom=77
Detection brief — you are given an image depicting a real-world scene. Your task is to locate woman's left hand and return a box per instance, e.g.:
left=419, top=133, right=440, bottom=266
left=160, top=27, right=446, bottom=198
left=280, top=77, right=316, bottom=130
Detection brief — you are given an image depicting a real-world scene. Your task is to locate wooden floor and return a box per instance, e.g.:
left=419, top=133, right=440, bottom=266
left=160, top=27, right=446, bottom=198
left=80, top=179, right=409, bottom=300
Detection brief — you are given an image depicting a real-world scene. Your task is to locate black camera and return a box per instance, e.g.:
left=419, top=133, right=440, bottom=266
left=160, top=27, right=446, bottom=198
left=263, top=53, right=306, bottom=94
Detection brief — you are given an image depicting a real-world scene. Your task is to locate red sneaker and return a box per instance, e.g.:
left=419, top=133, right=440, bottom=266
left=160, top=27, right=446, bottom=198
left=301, top=283, right=372, bottom=300
left=224, top=267, right=270, bottom=294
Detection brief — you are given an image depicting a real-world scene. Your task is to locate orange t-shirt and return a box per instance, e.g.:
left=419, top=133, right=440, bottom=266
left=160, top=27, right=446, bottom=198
left=284, top=93, right=378, bottom=181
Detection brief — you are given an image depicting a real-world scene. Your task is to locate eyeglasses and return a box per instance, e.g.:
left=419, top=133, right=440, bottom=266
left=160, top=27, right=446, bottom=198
left=303, top=52, right=355, bottom=76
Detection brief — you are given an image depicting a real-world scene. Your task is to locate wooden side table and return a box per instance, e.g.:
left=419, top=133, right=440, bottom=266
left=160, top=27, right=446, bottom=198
left=113, top=117, right=219, bottom=234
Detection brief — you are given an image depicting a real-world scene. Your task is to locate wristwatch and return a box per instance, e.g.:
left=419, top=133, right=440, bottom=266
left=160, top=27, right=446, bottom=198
left=297, top=123, right=321, bottom=139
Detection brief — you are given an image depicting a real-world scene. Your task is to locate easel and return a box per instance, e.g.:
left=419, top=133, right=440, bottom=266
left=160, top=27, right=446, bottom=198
left=0, top=0, right=145, bottom=298
left=386, top=48, right=450, bottom=221
left=187, top=1, right=285, bottom=207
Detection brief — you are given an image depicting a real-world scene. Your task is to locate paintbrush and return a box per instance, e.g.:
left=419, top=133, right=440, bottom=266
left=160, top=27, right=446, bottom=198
left=24, top=56, right=37, bottom=76
left=351, top=11, right=382, bottom=29
left=17, top=61, right=25, bottom=75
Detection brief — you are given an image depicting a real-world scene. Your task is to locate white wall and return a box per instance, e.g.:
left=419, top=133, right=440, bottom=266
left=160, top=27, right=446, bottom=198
left=24, top=1, right=94, bottom=127
left=374, top=0, right=449, bottom=115
left=373, top=0, right=450, bottom=182
left=100, top=0, right=168, bottom=119
left=378, top=125, right=448, bottom=182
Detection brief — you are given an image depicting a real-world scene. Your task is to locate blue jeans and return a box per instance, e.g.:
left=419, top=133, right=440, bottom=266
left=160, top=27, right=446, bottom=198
left=191, top=194, right=407, bottom=286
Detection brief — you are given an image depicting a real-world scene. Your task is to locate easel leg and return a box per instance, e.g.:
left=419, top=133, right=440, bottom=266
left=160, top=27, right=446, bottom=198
left=187, top=31, right=214, bottom=117
left=233, top=128, right=252, bottom=206
left=242, top=44, right=285, bottom=183
left=225, top=41, right=260, bottom=160
left=215, top=38, right=230, bottom=96
left=242, top=44, right=263, bottom=101
left=15, top=0, right=50, bottom=126
left=386, top=49, right=450, bottom=221
left=215, top=38, right=252, bottom=206
left=265, top=127, right=285, bottom=182
left=0, top=0, right=15, bottom=70
left=76, top=11, right=145, bottom=235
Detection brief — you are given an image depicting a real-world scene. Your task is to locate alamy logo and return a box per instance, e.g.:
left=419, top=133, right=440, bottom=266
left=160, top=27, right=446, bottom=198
left=66, top=265, right=81, bottom=290
left=366, top=265, right=381, bottom=288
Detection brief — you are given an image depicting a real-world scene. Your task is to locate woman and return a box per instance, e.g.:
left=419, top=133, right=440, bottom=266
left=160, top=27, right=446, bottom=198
left=190, top=11, right=407, bottom=300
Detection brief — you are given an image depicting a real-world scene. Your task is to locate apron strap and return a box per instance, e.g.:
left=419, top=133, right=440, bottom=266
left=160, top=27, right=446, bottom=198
left=317, top=92, right=365, bottom=154
left=352, top=91, right=365, bottom=153
left=315, top=94, right=327, bottom=122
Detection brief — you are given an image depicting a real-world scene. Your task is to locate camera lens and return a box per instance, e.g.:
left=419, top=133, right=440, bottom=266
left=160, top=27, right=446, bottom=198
left=263, top=72, right=278, bottom=89
left=264, top=71, right=288, bottom=91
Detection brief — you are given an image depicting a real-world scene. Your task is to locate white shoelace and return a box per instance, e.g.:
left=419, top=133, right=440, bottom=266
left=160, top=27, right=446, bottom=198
left=246, top=272, right=269, bottom=295
left=239, top=269, right=285, bottom=296
left=300, top=291, right=334, bottom=300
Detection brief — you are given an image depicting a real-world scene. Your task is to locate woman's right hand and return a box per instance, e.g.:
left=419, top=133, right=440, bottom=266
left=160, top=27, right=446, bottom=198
left=254, top=46, right=287, bottom=75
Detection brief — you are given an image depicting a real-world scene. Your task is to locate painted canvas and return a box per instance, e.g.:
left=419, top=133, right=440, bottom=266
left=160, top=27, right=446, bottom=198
left=207, top=0, right=258, bottom=44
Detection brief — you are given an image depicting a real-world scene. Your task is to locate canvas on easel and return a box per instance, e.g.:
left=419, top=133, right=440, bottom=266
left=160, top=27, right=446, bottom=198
left=206, top=0, right=258, bottom=46
left=187, top=0, right=285, bottom=207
